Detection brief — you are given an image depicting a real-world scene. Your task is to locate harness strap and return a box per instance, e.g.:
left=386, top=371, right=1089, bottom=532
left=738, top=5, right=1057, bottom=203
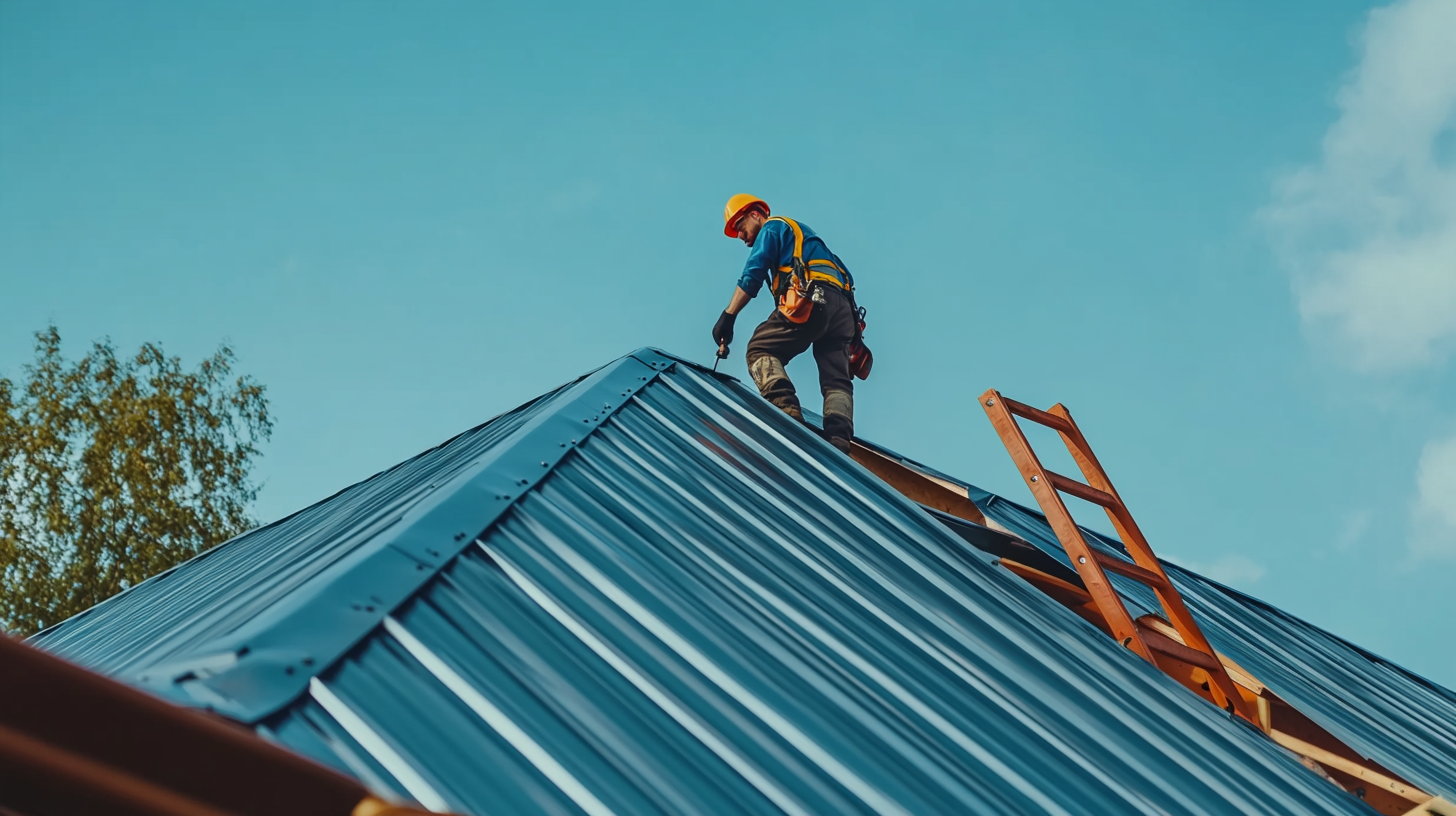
left=766, top=216, right=848, bottom=295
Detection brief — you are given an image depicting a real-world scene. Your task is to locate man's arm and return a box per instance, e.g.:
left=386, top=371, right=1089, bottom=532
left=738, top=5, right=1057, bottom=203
left=725, top=286, right=752, bottom=315
left=735, top=221, right=785, bottom=299
left=715, top=221, right=783, bottom=349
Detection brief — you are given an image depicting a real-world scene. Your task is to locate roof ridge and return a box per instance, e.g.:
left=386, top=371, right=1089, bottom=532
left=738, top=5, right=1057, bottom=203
left=79, top=348, right=681, bottom=723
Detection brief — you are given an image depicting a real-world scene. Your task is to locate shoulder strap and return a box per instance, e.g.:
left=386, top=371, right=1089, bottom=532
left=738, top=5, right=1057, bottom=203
left=766, top=216, right=804, bottom=262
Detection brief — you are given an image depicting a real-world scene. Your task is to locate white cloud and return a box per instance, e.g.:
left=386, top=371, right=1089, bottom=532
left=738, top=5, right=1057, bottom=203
left=1264, top=0, right=1456, bottom=372
left=1411, top=429, right=1456, bottom=560
left=1164, top=554, right=1266, bottom=588
left=1267, top=0, right=1456, bottom=564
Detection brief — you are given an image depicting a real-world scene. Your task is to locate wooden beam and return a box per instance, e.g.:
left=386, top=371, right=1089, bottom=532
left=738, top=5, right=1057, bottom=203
left=1139, top=625, right=1220, bottom=671
left=1135, top=615, right=1266, bottom=695
left=849, top=444, right=987, bottom=525
left=1401, top=796, right=1455, bottom=816
left=1270, top=731, right=1427, bottom=804
left=999, top=559, right=1093, bottom=605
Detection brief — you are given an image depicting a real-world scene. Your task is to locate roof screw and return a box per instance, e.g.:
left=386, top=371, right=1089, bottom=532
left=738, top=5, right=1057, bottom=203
left=541, top=461, right=548, bottom=467
left=1078, top=556, right=1087, bottom=564
left=1029, top=475, right=1039, bottom=483
left=519, top=479, right=528, bottom=485
left=986, top=398, right=995, bottom=406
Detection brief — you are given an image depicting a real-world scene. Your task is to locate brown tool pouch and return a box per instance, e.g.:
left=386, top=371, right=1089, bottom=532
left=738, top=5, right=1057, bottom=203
left=777, top=285, right=814, bottom=323
left=774, top=258, right=815, bottom=324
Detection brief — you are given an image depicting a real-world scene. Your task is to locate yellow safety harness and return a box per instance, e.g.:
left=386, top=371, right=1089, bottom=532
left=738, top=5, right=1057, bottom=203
left=767, top=216, right=849, bottom=296
left=766, top=216, right=851, bottom=323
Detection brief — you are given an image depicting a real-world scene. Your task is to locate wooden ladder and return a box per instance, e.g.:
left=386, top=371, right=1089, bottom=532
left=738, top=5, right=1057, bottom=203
left=980, top=389, right=1258, bottom=725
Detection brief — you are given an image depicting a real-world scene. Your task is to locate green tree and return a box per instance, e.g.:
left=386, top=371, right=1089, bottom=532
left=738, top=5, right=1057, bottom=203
left=0, top=326, right=272, bottom=636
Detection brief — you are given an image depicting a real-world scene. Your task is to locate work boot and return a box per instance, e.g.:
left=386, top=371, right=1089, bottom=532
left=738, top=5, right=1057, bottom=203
left=823, top=389, right=854, bottom=453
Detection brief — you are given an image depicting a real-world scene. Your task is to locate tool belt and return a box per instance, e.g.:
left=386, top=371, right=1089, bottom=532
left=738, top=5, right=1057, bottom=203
left=766, top=216, right=872, bottom=380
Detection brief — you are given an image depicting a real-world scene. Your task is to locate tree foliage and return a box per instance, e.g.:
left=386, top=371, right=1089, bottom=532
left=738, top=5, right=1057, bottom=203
left=0, top=326, right=272, bottom=636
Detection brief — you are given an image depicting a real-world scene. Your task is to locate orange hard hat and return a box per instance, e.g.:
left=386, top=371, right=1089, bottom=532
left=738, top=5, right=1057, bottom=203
left=723, top=194, right=769, bottom=237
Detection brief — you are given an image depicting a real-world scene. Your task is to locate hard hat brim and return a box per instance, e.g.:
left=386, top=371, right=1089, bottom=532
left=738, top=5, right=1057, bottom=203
left=723, top=200, right=769, bottom=237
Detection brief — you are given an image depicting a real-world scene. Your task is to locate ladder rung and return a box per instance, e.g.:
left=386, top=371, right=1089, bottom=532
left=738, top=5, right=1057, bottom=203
left=1001, top=397, right=1074, bottom=435
left=1138, top=624, right=1220, bottom=671
left=1093, top=553, right=1169, bottom=590
left=1045, top=470, right=1117, bottom=509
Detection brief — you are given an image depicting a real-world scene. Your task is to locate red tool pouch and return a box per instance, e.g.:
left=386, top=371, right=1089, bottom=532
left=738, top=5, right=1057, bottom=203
left=848, top=307, right=872, bottom=380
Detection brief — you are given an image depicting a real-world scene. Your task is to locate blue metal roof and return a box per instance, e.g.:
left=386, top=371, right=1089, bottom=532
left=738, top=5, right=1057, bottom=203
left=965, top=490, right=1456, bottom=802
left=33, top=350, right=1383, bottom=814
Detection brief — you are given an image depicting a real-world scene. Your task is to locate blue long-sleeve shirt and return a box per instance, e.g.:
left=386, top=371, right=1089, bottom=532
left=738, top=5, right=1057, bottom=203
left=737, top=218, right=853, bottom=298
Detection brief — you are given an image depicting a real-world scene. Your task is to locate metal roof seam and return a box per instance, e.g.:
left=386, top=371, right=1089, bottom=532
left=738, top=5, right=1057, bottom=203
left=381, top=615, right=620, bottom=816
left=509, top=508, right=922, bottom=816
left=476, top=538, right=820, bottom=816
left=308, top=677, right=450, bottom=812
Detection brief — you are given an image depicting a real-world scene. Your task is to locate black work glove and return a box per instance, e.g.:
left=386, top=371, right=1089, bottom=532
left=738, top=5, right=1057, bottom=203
left=712, top=310, right=738, bottom=346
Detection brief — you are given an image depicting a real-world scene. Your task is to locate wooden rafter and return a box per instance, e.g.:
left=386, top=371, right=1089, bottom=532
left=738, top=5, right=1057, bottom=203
left=849, top=443, right=987, bottom=525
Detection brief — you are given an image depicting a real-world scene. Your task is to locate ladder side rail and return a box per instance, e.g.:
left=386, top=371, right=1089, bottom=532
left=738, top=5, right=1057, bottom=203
left=981, top=391, right=1154, bottom=663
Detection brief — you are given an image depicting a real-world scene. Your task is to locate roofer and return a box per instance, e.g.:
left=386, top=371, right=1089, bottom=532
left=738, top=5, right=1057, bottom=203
left=712, top=194, right=871, bottom=454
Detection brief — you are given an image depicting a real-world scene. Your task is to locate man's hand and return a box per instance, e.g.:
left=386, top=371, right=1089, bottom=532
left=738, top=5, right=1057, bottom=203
left=712, top=310, right=738, bottom=346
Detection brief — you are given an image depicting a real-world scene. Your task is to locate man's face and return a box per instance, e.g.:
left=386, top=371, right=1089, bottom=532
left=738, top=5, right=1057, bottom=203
left=734, top=210, right=765, bottom=246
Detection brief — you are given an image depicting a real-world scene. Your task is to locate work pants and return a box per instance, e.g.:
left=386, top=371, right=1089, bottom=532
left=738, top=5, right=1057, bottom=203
left=745, top=284, right=856, bottom=445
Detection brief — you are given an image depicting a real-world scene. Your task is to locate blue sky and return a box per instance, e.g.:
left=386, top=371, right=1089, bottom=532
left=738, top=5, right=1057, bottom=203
left=3, top=1, right=1454, bottom=685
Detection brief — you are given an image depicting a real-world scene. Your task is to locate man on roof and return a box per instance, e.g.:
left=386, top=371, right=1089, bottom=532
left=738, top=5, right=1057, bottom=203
left=712, top=194, right=862, bottom=454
